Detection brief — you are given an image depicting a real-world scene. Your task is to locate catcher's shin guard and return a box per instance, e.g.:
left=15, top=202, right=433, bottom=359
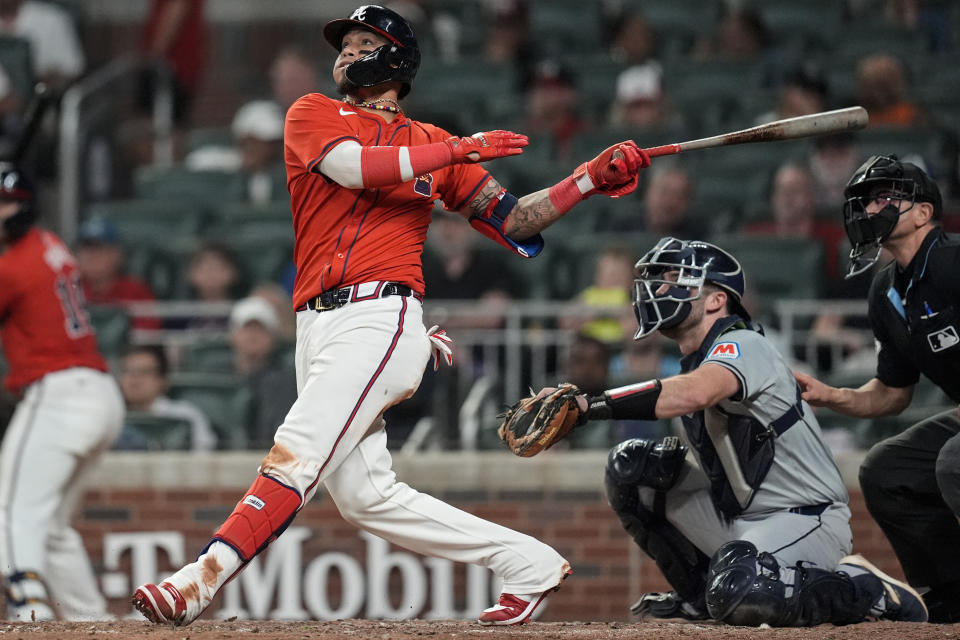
left=604, top=441, right=709, bottom=605
left=212, top=474, right=302, bottom=561
left=706, top=540, right=880, bottom=627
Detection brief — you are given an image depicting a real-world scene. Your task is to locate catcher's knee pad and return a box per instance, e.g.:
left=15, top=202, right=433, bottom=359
left=606, top=437, right=688, bottom=492
left=605, top=446, right=708, bottom=604
left=213, top=474, right=302, bottom=562
left=706, top=540, right=788, bottom=626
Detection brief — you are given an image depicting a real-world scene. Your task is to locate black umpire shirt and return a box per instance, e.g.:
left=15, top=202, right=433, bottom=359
left=867, top=227, right=960, bottom=403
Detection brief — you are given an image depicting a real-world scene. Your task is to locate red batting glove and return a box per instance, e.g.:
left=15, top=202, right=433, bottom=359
left=445, top=130, right=529, bottom=163
left=575, top=140, right=650, bottom=198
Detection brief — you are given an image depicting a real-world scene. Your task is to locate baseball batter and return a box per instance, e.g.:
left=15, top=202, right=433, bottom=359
left=133, top=5, right=649, bottom=627
left=0, top=166, right=125, bottom=621
left=500, top=237, right=927, bottom=626
left=796, top=155, right=960, bottom=622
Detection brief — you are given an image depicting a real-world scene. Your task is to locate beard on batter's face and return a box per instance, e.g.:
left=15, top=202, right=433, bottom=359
left=336, top=75, right=359, bottom=96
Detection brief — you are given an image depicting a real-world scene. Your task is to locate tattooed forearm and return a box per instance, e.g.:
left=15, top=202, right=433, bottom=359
left=505, top=188, right=564, bottom=240
left=462, top=180, right=565, bottom=240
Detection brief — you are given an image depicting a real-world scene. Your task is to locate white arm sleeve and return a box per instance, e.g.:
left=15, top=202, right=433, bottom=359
left=318, top=140, right=416, bottom=189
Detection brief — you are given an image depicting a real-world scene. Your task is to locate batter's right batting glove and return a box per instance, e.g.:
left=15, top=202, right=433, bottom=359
left=577, top=141, right=650, bottom=198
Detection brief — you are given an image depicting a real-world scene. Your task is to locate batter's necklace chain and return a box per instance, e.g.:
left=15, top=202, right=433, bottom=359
left=344, top=96, right=403, bottom=113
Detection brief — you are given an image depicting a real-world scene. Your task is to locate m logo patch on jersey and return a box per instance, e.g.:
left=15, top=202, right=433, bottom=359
left=928, top=326, right=959, bottom=352
left=709, top=342, right=740, bottom=359
left=243, top=495, right=266, bottom=510
left=414, top=173, right=433, bottom=197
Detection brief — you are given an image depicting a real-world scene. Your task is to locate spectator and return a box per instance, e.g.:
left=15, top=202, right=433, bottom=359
left=608, top=332, right=681, bottom=441
left=562, top=244, right=635, bottom=347
left=745, top=162, right=846, bottom=279
left=0, top=0, right=84, bottom=89
left=754, top=62, right=829, bottom=125
left=116, top=345, right=217, bottom=451
left=482, top=0, right=535, bottom=90
left=693, top=5, right=771, bottom=60
left=75, top=217, right=160, bottom=330
left=524, top=59, right=591, bottom=161
left=556, top=333, right=615, bottom=449
left=187, top=242, right=245, bottom=304
left=611, top=163, right=704, bottom=238
left=608, top=62, right=687, bottom=135
left=807, top=132, right=864, bottom=210
left=609, top=12, right=656, bottom=64
left=269, top=46, right=321, bottom=111
left=137, top=0, right=210, bottom=126
left=227, top=295, right=296, bottom=448
left=855, top=53, right=930, bottom=127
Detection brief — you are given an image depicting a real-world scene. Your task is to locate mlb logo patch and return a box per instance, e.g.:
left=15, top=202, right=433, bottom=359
left=709, top=342, right=740, bottom=359
left=928, top=326, right=959, bottom=352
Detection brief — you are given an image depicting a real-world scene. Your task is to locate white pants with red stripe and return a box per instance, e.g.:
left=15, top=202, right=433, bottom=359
left=268, top=295, right=567, bottom=594
left=0, top=367, right=124, bottom=620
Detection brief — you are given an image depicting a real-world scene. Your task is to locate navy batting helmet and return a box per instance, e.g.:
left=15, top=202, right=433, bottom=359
left=632, top=237, right=749, bottom=339
left=842, top=154, right=942, bottom=278
left=323, top=5, right=420, bottom=99
left=0, top=165, right=36, bottom=241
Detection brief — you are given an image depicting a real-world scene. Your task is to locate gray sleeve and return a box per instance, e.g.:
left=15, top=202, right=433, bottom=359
left=702, top=330, right=780, bottom=402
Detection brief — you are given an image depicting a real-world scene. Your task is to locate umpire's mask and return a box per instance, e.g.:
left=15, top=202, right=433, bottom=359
left=842, top=154, right=942, bottom=278
left=632, top=237, right=749, bottom=339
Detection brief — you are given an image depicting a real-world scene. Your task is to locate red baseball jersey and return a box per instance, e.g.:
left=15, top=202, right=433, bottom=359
left=0, top=228, right=107, bottom=393
left=284, top=93, right=492, bottom=309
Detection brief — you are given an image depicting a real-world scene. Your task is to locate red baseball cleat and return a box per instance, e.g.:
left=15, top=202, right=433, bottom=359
left=478, top=567, right=572, bottom=626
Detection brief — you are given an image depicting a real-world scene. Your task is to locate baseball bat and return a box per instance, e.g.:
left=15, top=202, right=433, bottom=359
left=642, top=106, right=868, bottom=158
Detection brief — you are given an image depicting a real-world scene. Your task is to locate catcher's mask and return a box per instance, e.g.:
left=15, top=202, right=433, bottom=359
left=842, top=154, right=942, bottom=278
left=0, top=164, right=36, bottom=242
left=323, top=5, right=420, bottom=99
left=632, top=237, right=749, bottom=339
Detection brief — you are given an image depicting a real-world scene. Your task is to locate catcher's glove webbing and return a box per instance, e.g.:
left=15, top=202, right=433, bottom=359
left=498, top=383, right=586, bottom=457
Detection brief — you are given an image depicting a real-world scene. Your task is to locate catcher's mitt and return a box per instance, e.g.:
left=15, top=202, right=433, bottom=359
left=498, top=383, right=585, bottom=457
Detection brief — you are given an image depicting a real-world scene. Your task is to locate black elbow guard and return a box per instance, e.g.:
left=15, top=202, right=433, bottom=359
left=586, top=379, right=662, bottom=421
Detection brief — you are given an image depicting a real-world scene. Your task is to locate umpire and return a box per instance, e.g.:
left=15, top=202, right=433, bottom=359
left=796, top=155, right=960, bottom=622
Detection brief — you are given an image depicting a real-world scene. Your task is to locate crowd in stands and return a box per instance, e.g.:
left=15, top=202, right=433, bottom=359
left=0, top=0, right=958, bottom=453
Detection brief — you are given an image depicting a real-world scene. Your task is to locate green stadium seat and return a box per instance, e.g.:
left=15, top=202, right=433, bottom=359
left=529, top=1, right=603, bottom=57
left=168, top=371, right=253, bottom=450
left=83, top=199, right=207, bottom=249
left=180, top=338, right=233, bottom=372
left=211, top=201, right=291, bottom=224
left=0, top=36, right=34, bottom=101
left=219, top=237, right=294, bottom=285
left=632, top=0, right=721, bottom=53
left=710, top=235, right=825, bottom=304
left=134, top=166, right=245, bottom=203
left=185, top=127, right=233, bottom=154
left=86, top=305, right=130, bottom=361
left=856, top=127, right=946, bottom=168
left=758, top=0, right=844, bottom=49
left=119, top=412, right=193, bottom=451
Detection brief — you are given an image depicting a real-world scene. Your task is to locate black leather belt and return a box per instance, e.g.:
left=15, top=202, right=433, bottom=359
left=788, top=502, right=831, bottom=517
left=296, top=282, right=420, bottom=312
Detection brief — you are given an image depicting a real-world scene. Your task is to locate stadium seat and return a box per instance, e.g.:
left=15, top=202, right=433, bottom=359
left=83, top=199, right=208, bottom=249
left=185, top=127, right=233, bottom=154
left=168, top=371, right=253, bottom=449
left=211, top=200, right=291, bottom=223
left=856, top=127, right=947, bottom=170
left=758, top=0, right=844, bottom=50
left=528, top=0, right=603, bottom=57
left=633, top=0, right=721, bottom=58
left=710, top=235, right=825, bottom=303
left=134, top=166, right=245, bottom=203
left=0, top=36, right=34, bottom=101
left=119, top=412, right=193, bottom=451
left=179, top=338, right=234, bottom=372
left=86, top=305, right=130, bottom=361
left=218, top=237, right=294, bottom=286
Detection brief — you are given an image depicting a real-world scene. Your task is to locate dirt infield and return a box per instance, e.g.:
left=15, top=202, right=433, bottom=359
left=0, top=619, right=953, bottom=640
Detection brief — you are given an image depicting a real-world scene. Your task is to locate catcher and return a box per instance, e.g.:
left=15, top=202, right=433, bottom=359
left=500, top=237, right=927, bottom=626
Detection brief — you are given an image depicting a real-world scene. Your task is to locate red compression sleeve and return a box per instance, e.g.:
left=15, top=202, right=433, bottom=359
left=360, top=143, right=454, bottom=188
left=548, top=175, right=584, bottom=215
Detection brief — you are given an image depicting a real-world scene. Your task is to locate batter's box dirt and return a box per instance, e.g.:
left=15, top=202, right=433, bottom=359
left=0, top=619, right=954, bottom=639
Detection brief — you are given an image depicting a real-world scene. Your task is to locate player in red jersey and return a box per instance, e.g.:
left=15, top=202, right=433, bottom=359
left=0, top=166, right=125, bottom=621
left=133, top=5, right=649, bottom=627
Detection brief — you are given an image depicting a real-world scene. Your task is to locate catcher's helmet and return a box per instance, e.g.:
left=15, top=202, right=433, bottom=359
left=632, top=237, right=749, bottom=339
left=842, top=154, right=942, bottom=278
left=0, top=165, right=36, bottom=242
left=323, top=5, right=420, bottom=99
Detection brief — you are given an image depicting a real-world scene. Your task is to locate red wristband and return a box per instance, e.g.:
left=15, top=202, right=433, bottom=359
left=409, top=142, right=453, bottom=176
left=360, top=143, right=455, bottom=188
left=548, top=175, right=584, bottom=214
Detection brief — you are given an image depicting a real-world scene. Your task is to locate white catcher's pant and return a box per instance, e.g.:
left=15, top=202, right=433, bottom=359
left=265, top=294, right=567, bottom=594
left=0, top=367, right=124, bottom=620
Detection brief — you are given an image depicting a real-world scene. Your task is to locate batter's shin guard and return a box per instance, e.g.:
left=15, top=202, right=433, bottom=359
left=211, top=474, right=303, bottom=562
left=605, top=446, right=709, bottom=605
